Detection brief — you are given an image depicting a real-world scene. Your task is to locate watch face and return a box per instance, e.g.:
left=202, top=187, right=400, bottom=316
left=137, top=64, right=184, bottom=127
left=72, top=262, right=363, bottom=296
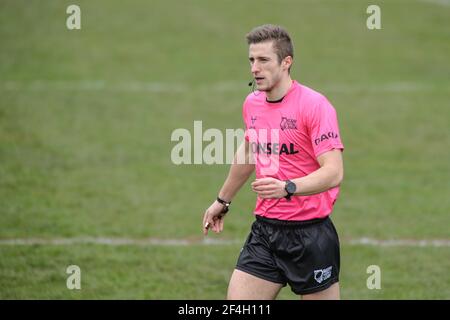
left=286, top=181, right=296, bottom=194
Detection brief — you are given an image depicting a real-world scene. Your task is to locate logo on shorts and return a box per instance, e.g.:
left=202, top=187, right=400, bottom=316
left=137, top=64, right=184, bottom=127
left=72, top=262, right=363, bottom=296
left=314, top=266, right=332, bottom=284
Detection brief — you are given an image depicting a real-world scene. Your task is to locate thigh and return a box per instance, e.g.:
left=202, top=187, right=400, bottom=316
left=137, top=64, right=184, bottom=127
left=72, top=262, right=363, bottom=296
left=302, top=282, right=340, bottom=300
left=227, top=269, right=284, bottom=300
left=276, top=217, right=341, bottom=295
left=236, top=220, right=287, bottom=285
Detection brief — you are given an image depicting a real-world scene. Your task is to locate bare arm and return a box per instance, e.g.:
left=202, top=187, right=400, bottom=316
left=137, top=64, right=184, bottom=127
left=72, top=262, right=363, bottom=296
left=251, top=149, right=343, bottom=198
left=292, top=149, right=343, bottom=195
left=218, top=140, right=255, bottom=201
left=202, top=140, right=255, bottom=235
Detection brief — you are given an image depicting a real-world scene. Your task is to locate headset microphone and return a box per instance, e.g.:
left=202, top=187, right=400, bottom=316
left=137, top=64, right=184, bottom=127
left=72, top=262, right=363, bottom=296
left=248, top=78, right=260, bottom=95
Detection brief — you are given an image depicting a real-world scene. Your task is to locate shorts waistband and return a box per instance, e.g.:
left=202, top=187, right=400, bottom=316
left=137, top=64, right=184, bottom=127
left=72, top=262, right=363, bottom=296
left=255, top=215, right=329, bottom=227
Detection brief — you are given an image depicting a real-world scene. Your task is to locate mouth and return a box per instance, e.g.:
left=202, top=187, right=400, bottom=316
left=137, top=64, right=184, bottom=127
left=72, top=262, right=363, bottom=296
left=255, top=77, right=265, bottom=84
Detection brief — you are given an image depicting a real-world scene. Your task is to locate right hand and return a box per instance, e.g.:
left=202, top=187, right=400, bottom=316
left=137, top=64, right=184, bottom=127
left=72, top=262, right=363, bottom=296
left=202, top=200, right=227, bottom=236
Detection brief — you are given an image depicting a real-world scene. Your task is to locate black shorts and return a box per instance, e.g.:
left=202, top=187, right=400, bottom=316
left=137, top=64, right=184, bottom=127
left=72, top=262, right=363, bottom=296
left=235, top=215, right=340, bottom=295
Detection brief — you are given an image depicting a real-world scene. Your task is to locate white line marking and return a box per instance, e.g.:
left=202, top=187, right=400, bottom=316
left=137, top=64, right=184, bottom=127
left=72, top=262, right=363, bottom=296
left=0, top=237, right=241, bottom=246
left=1, top=80, right=447, bottom=93
left=419, top=0, right=450, bottom=6
left=0, top=237, right=448, bottom=247
left=1, top=80, right=188, bottom=93
left=346, top=237, right=450, bottom=247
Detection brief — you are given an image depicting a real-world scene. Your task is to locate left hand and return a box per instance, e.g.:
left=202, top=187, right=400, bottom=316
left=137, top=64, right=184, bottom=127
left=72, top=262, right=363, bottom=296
left=251, top=177, right=287, bottom=199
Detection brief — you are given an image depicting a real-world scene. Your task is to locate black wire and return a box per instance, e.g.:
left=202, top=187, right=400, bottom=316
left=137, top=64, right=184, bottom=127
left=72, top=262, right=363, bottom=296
left=251, top=81, right=260, bottom=96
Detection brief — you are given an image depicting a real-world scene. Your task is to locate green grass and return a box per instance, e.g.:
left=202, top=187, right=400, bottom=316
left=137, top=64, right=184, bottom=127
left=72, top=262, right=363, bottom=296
left=0, top=0, right=449, bottom=299
left=0, top=244, right=448, bottom=299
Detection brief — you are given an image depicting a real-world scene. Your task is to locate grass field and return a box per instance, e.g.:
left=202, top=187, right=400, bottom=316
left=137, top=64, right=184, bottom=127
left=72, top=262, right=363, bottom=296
left=0, top=0, right=449, bottom=299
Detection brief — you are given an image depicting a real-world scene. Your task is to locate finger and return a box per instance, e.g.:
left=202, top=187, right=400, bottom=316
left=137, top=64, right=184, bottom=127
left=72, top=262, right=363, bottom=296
left=202, top=213, right=207, bottom=227
left=252, top=178, right=273, bottom=186
left=219, top=217, right=225, bottom=232
left=213, top=219, right=220, bottom=233
left=257, top=190, right=275, bottom=196
left=253, top=185, right=275, bottom=192
left=251, top=180, right=264, bottom=187
left=210, top=219, right=216, bottom=233
left=203, top=211, right=212, bottom=232
left=203, top=217, right=213, bottom=236
left=252, top=184, right=274, bottom=191
left=251, top=180, right=265, bottom=187
left=202, top=213, right=208, bottom=235
left=203, top=221, right=210, bottom=236
left=215, top=215, right=223, bottom=233
left=258, top=192, right=275, bottom=199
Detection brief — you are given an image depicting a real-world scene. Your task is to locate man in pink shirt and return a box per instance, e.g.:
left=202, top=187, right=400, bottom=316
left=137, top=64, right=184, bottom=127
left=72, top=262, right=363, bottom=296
left=202, top=24, right=344, bottom=300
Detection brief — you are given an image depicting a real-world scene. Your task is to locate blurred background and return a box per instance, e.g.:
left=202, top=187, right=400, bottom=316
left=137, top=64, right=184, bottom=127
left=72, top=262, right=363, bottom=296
left=0, top=0, right=449, bottom=299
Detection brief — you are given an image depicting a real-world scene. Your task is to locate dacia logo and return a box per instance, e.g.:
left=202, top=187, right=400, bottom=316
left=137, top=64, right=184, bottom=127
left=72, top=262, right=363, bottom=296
left=314, top=132, right=339, bottom=146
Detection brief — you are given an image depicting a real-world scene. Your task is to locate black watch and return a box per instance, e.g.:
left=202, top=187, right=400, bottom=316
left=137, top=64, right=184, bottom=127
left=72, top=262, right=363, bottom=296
left=284, top=180, right=296, bottom=201
left=216, top=197, right=231, bottom=214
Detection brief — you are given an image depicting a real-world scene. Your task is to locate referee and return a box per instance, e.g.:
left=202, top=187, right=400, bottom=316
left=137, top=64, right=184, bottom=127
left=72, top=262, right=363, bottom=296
left=202, top=24, right=344, bottom=300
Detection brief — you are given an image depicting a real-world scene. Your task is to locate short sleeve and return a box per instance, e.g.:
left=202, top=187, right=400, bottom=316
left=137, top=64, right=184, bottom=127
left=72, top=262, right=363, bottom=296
left=242, top=101, right=249, bottom=142
left=306, top=97, right=344, bottom=158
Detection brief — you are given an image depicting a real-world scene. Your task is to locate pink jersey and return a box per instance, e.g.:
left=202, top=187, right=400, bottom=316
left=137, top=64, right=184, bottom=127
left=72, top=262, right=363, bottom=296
left=243, top=80, right=344, bottom=221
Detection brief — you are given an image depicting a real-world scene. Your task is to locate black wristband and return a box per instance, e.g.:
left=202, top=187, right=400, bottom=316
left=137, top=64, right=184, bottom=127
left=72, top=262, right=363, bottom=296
left=216, top=197, right=231, bottom=213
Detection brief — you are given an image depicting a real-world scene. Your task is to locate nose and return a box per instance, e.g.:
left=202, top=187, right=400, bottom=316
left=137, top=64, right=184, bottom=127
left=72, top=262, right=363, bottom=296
left=251, top=61, right=260, bottom=74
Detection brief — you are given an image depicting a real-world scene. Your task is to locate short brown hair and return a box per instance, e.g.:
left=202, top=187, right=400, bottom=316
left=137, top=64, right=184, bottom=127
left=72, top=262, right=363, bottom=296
left=246, top=24, right=294, bottom=66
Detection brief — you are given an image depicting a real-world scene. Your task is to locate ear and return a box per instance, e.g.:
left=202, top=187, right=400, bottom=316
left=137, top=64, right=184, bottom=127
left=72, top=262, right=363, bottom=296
left=282, top=56, right=293, bottom=71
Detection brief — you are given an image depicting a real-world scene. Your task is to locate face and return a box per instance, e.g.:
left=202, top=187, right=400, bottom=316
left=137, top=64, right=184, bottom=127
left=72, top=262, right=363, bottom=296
left=248, top=41, right=291, bottom=92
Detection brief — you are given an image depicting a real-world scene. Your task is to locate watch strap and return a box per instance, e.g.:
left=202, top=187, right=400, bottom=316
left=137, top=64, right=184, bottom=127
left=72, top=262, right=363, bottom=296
left=217, top=197, right=231, bottom=213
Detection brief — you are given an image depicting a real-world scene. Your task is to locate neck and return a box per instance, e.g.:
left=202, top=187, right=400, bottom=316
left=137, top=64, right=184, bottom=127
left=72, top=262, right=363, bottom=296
left=266, top=75, right=292, bottom=101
